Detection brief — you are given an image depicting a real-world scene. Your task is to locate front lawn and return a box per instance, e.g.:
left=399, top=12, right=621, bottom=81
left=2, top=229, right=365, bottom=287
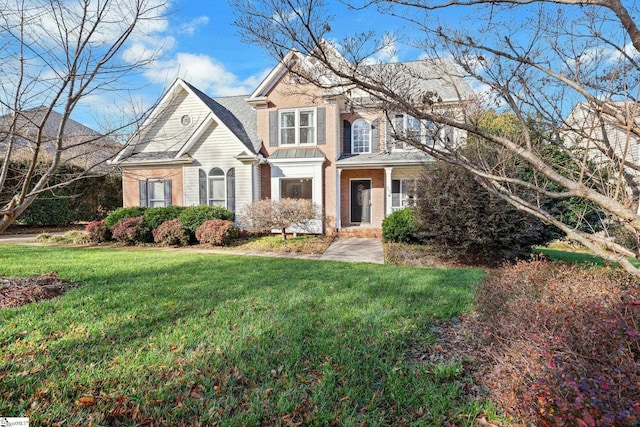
left=0, top=246, right=487, bottom=425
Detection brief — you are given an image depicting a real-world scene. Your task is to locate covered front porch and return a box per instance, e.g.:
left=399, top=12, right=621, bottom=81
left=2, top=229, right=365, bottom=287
left=335, top=163, right=426, bottom=231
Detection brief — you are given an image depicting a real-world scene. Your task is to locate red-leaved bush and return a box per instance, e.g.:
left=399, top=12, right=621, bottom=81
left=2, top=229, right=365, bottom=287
left=474, top=259, right=640, bottom=426
left=195, top=219, right=238, bottom=246
left=152, top=218, right=189, bottom=247
left=85, top=219, right=111, bottom=243
left=110, top=216, right=149, bottom=245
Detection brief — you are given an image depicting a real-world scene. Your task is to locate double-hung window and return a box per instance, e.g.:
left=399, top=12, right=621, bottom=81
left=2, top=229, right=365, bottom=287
left=393, top=114, right=443, bottom=149
left=280, top=108, right=316, bottom=145
left=391, top=179, right=416, bottom=211
left=140, top=179, right=172, bottom=207
left=208, top=168, right=225, bottom=207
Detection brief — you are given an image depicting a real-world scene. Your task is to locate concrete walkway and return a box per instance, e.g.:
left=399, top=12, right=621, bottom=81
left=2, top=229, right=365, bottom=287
left=0, top=233, right=385, bottom=264
left=320, top=238, right=385, bottom=264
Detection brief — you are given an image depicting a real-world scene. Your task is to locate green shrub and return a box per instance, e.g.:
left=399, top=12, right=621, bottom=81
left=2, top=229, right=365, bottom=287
left=195, top=219, right=239, bottom=246
left=19, top=196, right=75, bottom=226
left=179, top=205, right=234, bottom=234
left=382, top=208, right=420, bottom=243
left=105, top=207, right=147, bottom=229
left=110, top=216, right=150, bottom=245
left=415, top=161, right=553, bottom=265
left=85, top=219, right=111, bottom=243
left=144, top=206, right=186, bottom=230
left=152, top=219, right=189, bottom=247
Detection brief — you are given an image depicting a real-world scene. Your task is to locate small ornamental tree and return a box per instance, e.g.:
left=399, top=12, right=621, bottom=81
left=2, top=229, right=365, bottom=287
left=241, top=198, right=318, bottom=240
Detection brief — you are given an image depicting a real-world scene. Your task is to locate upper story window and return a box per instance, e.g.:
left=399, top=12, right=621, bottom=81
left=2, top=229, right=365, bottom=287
left=352, top=119, right=371, bottom=153
left=393, top=114, right=445, bottom=149
left=280, top=108, right=316, bottom=145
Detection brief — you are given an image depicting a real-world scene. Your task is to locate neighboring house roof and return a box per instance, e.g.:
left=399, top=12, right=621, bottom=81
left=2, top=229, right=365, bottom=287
left=336, top=151, right=432, bottom=168
left=113, top=79, right=261, bottom=165
left=0, top=107, right=120, bottom=171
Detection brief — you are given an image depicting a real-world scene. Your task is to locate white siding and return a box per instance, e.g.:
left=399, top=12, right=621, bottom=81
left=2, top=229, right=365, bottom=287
left=134, top=89, right=211, bottom=154
left=183, top=123, right=254, bottom=213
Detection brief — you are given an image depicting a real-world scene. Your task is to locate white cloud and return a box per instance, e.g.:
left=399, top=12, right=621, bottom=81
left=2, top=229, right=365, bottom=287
left=363, top=34, right=398, bottom=64
left=178, top=16, right=210, bottom=35
left=144, top=53, right=270, bottom=96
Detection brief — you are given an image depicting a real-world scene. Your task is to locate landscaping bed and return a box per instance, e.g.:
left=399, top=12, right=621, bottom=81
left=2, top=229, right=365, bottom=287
left=0, top=273, right=76, bottom=308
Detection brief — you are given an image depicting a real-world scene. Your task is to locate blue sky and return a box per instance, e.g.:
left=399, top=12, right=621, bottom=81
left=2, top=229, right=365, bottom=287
left=74, top=0, right=441, bottom=131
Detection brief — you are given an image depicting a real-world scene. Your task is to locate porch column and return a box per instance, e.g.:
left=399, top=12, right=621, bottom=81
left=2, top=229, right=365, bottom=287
left=336, top=168, right=342, bottom=229
left=384, top=167, right=393, bottom=216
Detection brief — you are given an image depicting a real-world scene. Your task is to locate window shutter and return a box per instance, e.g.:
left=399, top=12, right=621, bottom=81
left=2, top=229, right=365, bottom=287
left=163, top=180, right=172, bottom=206
left=139, top=180, right=148, bottom=207
left=226, top=168, right=236, bottom=213
left=316, top=107, right=326, bottom=145
left=371, top=119, right=380, bottom=153
left=199, top=169, right=207, bottom=205
left=343, top=120, right=351, bottom=155
left=269, top=110, right=278, bottom=147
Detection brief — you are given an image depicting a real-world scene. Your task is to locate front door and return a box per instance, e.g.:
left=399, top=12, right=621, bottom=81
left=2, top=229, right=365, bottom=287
left=350, top=179, right=372, bottom=223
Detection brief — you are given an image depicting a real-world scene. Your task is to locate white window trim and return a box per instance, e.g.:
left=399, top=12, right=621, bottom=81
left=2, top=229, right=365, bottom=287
left=391, top=178, right=417, bottom=212
left=279, top=107, right=318, bottom=146
left=148, top=179, right=167, bottom=207
left=351, top=118, right=372, bottom=154
left=208, top=169, right=225, bottom=207
left=280, top=177, right=313, bottom=200
left=393, top=114, right=445, bottom=150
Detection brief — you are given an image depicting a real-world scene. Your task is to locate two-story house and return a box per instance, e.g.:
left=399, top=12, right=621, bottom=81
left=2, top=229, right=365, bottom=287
left=111, top=48, right=474, bottom=235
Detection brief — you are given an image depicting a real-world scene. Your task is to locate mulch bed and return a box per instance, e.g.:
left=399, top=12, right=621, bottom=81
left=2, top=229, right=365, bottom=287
left=0, top=273, right=76, bottom=308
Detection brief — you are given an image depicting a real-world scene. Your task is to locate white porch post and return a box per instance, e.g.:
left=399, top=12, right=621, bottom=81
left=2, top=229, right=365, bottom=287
left=336, top=168, right=342, bottom=229
left=384, top=167, right=393, bottom=216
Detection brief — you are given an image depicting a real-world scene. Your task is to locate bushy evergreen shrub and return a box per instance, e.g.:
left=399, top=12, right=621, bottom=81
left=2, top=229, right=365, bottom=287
left=105, top=207, right=147, bottom=228
left=415, top=162, right=552, bottom=265
left=195, top=219, right=238, bottom=246
left=382, top=208, right=420, bottom=243
left=179, top=205, right=234, bottom=234
left=110, top=216, right=150, bottom=245
left=144, top=206, right=186, bottom=230
left=152, top=219, right=189, bottom=247
left=85, top=219, right=111, bottom=243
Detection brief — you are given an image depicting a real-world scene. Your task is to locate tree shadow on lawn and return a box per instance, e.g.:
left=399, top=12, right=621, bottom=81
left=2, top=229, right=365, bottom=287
left=0, top=246, right=483, bottom=425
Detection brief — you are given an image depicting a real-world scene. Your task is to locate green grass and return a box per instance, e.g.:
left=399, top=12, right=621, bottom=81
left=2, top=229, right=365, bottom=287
left=0, top=246, right=487, bottom=425
left=536, top=246, right=640, bottom=268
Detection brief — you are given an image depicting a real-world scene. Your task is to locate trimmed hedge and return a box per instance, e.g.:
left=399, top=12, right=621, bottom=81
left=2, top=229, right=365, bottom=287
left=85, top=219, right=111, bottom=243
left=195, top=219, right=238, bottom=246
left=105, top=207, right=147, bottom=229
left=179, top=205, right=234, bottom=234
left=144, top=206, right=186, bottom=230
left=152, top=218, right=189, bottom=247
left=111, top=216, right=150, bottom=245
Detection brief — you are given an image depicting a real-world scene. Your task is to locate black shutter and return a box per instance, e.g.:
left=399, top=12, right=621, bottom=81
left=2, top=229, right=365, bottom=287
left=343, top=120, right=351, bottom=155
left=163, top=180, right=172, bottom=206
left=199, top=169, right=207, bottom=205
left=371, top=119, right=380, bottom=153
left=316, top=107, right=326, bottom=145
left=269, top=110, right=278, bottom=147
left=139, top=180, right=148, bottom=207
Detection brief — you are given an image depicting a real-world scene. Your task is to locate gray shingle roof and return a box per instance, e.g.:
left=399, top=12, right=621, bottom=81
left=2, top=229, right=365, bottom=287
left=183, top=82, right=260, bottom=154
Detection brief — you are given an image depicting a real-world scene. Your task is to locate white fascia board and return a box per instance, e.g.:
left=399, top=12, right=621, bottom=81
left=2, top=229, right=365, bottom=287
left=249, top=49, right=300, bottom=99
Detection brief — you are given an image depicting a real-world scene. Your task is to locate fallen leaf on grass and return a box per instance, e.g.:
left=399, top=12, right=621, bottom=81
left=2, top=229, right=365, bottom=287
left=76, top=396, right=97, bottom=406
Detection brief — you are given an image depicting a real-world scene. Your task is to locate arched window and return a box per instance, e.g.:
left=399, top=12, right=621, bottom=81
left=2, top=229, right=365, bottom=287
left=208, top=168, right=225, bottom=207
left=352, top=119, right=371, bottom=153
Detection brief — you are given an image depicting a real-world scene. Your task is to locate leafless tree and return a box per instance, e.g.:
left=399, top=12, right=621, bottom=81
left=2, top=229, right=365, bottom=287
left=233, top=0, right=640, bottom=276
left=242, top=198, right=319, bottom=240
left=0, top=0, right=168, bottom=232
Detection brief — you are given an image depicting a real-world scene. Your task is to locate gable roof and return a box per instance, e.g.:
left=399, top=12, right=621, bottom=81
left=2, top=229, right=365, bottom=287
left=0, top=107, right=120, bottom=170
left=113, top=79, right=260, bottom=165
left=248, top=41, right=474, bottom=105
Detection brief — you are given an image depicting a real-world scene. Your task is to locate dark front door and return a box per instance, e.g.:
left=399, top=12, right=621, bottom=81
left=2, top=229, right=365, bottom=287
left=350, top=179, right=372, bottom=223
